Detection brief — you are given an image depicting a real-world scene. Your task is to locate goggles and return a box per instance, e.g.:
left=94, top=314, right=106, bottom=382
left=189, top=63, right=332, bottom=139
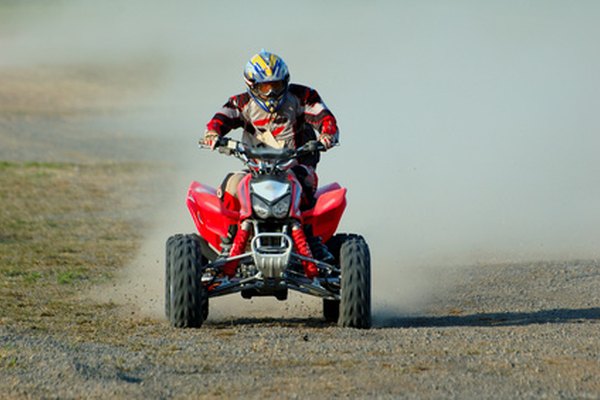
left=254, top=81, right=286, bottom=97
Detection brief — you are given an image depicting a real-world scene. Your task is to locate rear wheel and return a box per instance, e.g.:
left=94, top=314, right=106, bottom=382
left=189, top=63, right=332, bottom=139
left=323, top=299, right=340, bottom=322
left=167, top=234, right=208, bottom=328
left=338, top=235, right=371, bottom=329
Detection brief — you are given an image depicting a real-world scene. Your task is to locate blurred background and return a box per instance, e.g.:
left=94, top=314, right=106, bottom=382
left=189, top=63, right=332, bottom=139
left=2, top=0, right=600, bottom=316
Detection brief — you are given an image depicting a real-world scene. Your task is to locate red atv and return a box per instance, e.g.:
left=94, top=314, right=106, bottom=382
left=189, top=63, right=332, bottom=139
left=165, top=138, right=371, bottom=328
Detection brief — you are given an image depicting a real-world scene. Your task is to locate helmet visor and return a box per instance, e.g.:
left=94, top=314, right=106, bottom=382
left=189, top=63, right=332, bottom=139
left=255, top=80, right=286, bottom=98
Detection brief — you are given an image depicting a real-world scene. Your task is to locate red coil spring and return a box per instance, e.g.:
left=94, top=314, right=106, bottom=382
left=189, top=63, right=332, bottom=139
left=222, top=226, right=251, bottom=277
left=291, top=228, right=318, bottom=279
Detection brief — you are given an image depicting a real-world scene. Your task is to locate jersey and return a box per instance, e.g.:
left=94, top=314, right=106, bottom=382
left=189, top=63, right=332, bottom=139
left=205, top=84, right=339, bottom=165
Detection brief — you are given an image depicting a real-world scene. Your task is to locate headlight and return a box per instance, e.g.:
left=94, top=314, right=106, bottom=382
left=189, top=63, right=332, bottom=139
left=251, top=194, right=291, bottom=219
left=271, top=194, right=291, bottom=218
left=250, top=179, right=292, bottom=219
left=252, top=195, right=271, bottom=219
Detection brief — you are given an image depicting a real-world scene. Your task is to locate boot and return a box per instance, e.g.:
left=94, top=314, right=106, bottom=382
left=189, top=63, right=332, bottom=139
left=304, top=225, right=334, bottom=264
left=221, top=224, right=250, bottom=277
left=217, top=224, right=237, bottom=258
left=309, top=236, right=334, bottom=264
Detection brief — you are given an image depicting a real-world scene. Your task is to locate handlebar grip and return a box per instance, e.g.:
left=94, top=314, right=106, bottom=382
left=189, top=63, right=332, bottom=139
left=298, top=140, right=325, bottom=153
left=215, top=136, right=229, bottom=147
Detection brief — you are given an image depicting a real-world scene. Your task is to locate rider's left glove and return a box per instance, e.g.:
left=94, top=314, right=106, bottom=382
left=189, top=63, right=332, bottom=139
left=202, top=131, right=220, bottom=150
left=318, top=133, right=336, bottom=150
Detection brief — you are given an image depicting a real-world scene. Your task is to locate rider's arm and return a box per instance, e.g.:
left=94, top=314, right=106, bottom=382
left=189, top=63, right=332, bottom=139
left=289, top=84, right=339, bottom=148
left=204, top=93, right=250, bottom=137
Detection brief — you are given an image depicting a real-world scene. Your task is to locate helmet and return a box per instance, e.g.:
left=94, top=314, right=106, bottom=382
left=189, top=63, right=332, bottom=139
left=243, top=50, right=290, bottom=112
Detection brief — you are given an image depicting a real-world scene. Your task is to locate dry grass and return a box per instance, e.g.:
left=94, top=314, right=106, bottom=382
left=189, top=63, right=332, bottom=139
left=0, top=161, right=145, bottom=336
left=0, top=61, right=166, bottom=346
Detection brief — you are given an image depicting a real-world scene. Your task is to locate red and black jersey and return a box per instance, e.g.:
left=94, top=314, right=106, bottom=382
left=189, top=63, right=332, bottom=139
left=205, top=84, right=339, bottom=151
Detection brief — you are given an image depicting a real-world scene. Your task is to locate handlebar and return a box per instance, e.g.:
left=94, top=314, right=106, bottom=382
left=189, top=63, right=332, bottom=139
left=200, top=136, right=327, bottom=160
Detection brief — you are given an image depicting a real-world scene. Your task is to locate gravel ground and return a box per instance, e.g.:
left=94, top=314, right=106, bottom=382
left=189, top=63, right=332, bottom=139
left=1, top=260, right=598, bottom=399
left=1, top=66, right=598, bottom=399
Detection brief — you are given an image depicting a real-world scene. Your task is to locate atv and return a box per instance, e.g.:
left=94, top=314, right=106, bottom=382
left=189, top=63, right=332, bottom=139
left=165, top=138, right=371, bottom=328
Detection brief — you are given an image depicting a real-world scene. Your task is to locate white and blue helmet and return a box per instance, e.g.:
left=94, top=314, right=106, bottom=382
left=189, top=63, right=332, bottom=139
left=243, top=50, right=290, bottom=112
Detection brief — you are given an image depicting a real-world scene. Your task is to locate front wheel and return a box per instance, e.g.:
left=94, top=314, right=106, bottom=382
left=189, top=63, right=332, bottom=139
left=338, top=235, right=371, bottom=329
left=167, top=234, right=208, bottom=328
left=164, top=235, right=179, bottom=319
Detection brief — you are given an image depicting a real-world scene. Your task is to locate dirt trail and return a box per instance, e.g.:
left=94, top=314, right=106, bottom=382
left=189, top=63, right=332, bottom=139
left=2, top=260, right=598, bottom=399
left=1, top=66, right=599, bottom=399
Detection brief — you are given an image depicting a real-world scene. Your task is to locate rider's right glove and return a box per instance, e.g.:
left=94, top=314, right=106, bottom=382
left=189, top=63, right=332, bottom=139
left=318, top=133, right=336, bottom=150
left=201, top=131, right=220, bottom=150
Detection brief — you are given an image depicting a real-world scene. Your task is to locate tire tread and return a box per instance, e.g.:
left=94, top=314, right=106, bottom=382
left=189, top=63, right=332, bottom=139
left=168, top=234, right=207, bottom=328
left=338, top=235, right=371, bottom=329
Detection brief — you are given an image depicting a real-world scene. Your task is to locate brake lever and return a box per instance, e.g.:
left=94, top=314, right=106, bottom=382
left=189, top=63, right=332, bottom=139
left=218, top=138, right=245, bottom=156
left=218, top=146, right=233, bottom=155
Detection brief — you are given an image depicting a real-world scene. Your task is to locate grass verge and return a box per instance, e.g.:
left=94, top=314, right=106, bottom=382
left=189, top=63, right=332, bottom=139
left=0, top=161, right=148, bottom=337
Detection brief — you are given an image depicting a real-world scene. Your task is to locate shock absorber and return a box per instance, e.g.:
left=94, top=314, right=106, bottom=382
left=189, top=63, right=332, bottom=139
left=222, top=221, right=251, bottom=277
left=291, top=224, right=318, bottom=279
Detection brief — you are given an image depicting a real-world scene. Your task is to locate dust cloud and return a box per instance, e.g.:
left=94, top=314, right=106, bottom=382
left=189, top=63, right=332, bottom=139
left=4, top=1, right=600, bottom=320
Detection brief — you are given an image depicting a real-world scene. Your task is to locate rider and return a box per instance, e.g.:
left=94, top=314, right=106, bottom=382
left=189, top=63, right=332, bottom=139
left=201, top=49, right=339, bottom=266
left=202, top=49, right=338, bottom=208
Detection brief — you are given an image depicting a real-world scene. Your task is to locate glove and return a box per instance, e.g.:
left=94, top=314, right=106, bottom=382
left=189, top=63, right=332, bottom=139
left=202, top=131, right=219, bottom=150
left=318, top=133, right=336, bottom=149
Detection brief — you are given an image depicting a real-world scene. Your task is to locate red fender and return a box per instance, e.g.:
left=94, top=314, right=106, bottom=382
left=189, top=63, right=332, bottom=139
left=187, top=180, right=347, bottom=250
left=186, top=181, right=240, bottom=251
left=302, top=183, right=347, bottom=243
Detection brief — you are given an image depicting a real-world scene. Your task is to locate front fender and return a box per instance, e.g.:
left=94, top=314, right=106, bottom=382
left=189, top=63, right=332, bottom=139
left=187, top=181, right=240, bottom=250
left=302, top=184, right=347, bottom=242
